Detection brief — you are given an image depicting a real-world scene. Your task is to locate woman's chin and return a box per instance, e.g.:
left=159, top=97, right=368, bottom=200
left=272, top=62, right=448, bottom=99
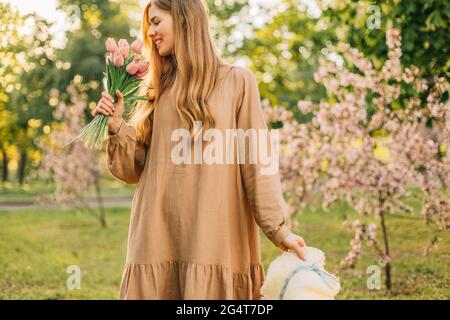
left=159, top=50, right=173, bottom=57
left=157, top=47, right=167, bottom=56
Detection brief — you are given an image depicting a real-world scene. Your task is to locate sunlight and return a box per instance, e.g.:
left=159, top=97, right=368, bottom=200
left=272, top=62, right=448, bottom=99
left=3, top=0, right=59, bottom=21
left=4, top=0, right=70, bottom=48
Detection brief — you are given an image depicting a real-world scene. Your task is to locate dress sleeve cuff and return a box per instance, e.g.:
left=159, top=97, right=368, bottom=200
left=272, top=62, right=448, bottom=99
left=270, top=224, right=293, bottom=247
left=108, top=119, right=137, bottom=147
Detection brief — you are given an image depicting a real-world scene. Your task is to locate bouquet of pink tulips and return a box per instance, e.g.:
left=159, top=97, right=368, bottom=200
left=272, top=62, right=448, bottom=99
left=65, top=37, right=150, bottom=150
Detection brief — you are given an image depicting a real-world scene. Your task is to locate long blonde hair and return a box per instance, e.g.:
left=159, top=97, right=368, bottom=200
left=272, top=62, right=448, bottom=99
left=129, top=0, right=225, bottom=147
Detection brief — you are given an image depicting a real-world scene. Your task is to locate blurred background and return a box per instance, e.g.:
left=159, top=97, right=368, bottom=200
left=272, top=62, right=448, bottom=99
left=0, top=0, right=448, bottom=299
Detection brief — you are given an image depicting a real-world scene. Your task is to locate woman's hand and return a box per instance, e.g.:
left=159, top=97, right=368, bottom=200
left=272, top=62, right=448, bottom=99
left=278, top=233, right=307, bottom=261
left=92, top=90, right=125, bottom=134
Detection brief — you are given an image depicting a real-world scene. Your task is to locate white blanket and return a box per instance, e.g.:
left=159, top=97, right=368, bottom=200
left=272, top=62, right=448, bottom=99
left=260, top=247, right=341, bottom=300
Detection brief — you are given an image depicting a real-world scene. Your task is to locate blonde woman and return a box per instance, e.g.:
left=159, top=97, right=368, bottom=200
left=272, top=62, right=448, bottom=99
left=94, top=0, right=306, bottom=300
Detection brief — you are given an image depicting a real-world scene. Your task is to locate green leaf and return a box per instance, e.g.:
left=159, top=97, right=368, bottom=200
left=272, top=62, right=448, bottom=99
left=121, top=80, right=139, bottom=94
left=123, top=82, right=139, bottom=96
left=125, top=95, right=148, bottom=102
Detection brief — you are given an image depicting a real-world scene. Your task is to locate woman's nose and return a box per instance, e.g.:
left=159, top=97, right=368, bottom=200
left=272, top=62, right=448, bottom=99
left=148, top=27, right=156, bottom=38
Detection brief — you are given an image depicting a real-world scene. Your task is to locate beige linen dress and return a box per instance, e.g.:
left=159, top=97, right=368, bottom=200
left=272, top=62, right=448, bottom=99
left=106, top=63, right=293, bottom=300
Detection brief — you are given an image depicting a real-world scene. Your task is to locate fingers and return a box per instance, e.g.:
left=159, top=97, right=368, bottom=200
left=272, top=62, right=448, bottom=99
left=102, top=97, right=115, bottom=110
left=93, top=91, right=120, bottom=116
left=101, top=101, right=115, bottom=115
left=295, top=244, right=306, bottom=261
left=116, top=89, right=124, bottom=102
left=95, top=100, right=115, bottom=116
left=95, top=107, right=110, bottom=116
left=298, top=237, right=306, bottom=247
left=286, top=235, right=306, bottom=261
left=101, top=91, right=114, bottom=103
left=296, top=236, right=307, bottom=260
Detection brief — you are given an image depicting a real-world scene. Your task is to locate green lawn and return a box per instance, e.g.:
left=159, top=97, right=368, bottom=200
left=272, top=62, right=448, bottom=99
left=0, top=203, right=448, bottom=299
left=0, top=173, right=136, bottom=203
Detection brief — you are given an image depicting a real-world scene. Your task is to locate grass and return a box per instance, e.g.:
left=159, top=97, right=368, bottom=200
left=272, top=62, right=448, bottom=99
left=0, top=155, right=137, bottom=204
left=0, top=202, right=448, bottom=300
left=0, top=207, right=130, bottom=299
left=0, top=174, right=136, bottom=204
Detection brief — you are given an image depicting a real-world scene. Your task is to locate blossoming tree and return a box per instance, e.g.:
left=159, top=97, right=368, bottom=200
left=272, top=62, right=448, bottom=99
left=35, top=84, right=107, bottom=227
left=265, top=29, right=449, bottom=290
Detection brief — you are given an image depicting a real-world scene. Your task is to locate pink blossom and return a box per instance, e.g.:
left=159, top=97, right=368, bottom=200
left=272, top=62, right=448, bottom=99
left=264, top=28, right=449, bottom=289
left=119, top=44, right=130, bottom=58
left=137, top=60, right=149, bottom=74
left=131, top=39, right=144, bottom=53
left=118, top=39, right=129, bottom=48
left=36, top=85, right=104, bottom=226
left=126, top=61, right=139, bottom=75
left=386, top=29, right=401, bottom=49
left=113, top=52, right=124, bottom=67
left=105, top=37, right=117, bottom=52
left=135, top=71, right=147, bottom=79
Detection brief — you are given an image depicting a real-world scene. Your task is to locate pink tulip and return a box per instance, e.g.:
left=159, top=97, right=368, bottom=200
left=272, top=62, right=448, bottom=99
left=126, top=61, right=139, bottom=75
left=137, top=60, right=149, bottom=74
left=105, top=37, right=117, bottom=52
left=119, top=45, right=130, bottom=58
left=135, top=70, right=148, bottom=79
left=113, top=52, right=124, bottom=67
left=131, top=39, right=144, bottom=53
left=118, top=39, right=129, bottom=48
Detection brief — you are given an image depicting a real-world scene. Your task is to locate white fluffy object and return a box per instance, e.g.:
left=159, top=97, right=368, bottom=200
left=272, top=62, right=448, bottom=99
left=260, top=247, right=341, bottom=300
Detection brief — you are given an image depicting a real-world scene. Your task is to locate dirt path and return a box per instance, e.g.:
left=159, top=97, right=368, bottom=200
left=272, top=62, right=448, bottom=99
left=0, top=197, right=133, bottom=212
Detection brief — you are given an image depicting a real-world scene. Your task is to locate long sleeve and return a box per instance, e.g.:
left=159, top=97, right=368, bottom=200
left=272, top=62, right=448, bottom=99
left=106, top=118, right=149, bottom=185
left=235, top=67, right=294, bottom=248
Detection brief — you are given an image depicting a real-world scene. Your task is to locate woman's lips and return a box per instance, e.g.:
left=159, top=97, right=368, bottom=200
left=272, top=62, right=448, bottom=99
left=155, top=39, right=163, bottom=48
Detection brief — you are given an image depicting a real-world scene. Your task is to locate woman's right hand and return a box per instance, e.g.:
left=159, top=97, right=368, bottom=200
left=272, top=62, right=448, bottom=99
left=92, top=90, right=125, bottom=134
left=278, top=233, right=307, bottom=261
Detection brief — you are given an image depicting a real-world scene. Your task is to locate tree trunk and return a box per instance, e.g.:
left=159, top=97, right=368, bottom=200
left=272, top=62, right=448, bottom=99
left=1, top=148, right=8, bottom=182
left=17, top=149, right=27, bottom=185
left=94, top=172, right=107, bottom=228
left=379, top=210, right=392, bottom=290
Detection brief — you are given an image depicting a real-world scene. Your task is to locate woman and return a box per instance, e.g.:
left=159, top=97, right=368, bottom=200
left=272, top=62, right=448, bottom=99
left=94, top=0, right=306, bottom=300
